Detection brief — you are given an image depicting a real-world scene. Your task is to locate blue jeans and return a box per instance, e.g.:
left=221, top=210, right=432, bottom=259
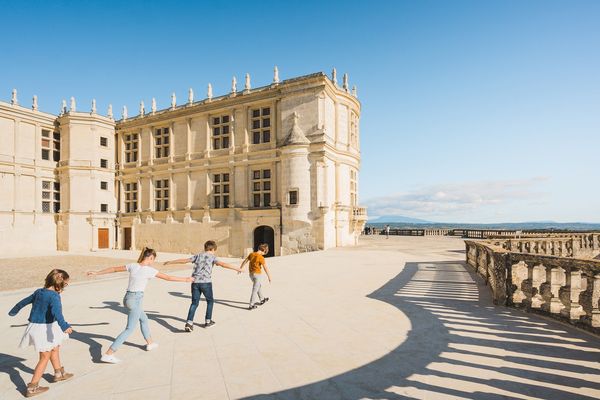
left=186, top=282, right=213, bottom=322
left=110, top=291, right=150, bottom=351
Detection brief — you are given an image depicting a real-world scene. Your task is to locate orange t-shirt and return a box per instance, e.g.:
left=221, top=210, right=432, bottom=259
left=248, top=252, right=265, bottom=274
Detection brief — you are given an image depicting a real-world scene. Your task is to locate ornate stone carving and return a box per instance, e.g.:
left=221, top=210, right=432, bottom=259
left=151, top=98, right=156, bottom=115
left=122, top=106, right=128, bottom=120
left=331, top=68, right=337, bottom=86
left=273, top=66, right=280, bottom=84
left=32, top=95, right=38, bottom=111
left=91, top=99, right=97, bottom=114
left=231, top=76, right=237, bottom=96
left=188, top=88, right=194, bottom=105
left=171, top=93, right=176, bottom=110
left=139, top=100, right=145, bottom=116
left=207, top=83, right=213, bottom=101
left=107, top=104, right=113, bottom=119
left=343, top=73, right=349, bottom=92
left=70, top=97, right=76, bottom=112
left=244, top=73, right=251, bottom=93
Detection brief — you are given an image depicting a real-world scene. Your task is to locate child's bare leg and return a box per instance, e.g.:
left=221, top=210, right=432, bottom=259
left=30, top=351, right=51, bottom=384
left=49, top=346, right=61, bottom=370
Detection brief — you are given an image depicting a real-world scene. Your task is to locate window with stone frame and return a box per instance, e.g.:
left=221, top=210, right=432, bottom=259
left=100, top=203, right=108, bottom=213
left=289, top=189, right=298, bottom=205
left=100, top=181, right=108, bottom=190
left=251, top=169, right=271, bottom=208
left=41, top=130, right=60, bottom=161
left=42, top=180, right=60, bottom=213
left=124, top=182, right=138, bottom=213
left=154, top=179, right=169, bottom=211
left=212, top=173, right=230, bottom=209
left=250, top=107, right=271, bottom=144
left=154, top=127, right=170, bottom=158
left=124, top=133, right=139, bottom=163
left=100, top=136, right=108, bottom=147
left=350, top=112, right=359, bottom=147
left=100, top=159, right=108, bottom=168
left=211, top=115, right=231, bottom=150
left=350, top=169, right=357, bottom=206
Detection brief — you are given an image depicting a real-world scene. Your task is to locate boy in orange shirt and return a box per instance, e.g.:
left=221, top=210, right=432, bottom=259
left=239, top=243, right=272, bottom=310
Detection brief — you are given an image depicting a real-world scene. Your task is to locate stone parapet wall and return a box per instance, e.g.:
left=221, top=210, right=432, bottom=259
left=489, top=233, right=600, bottom=259
left=465, top=240, right=600, bottom=334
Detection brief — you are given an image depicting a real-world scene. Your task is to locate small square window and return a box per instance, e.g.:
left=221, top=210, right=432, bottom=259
left=213, top=117, right=220, bottom=125
left=42, top=130, right=50, bottom=138
left=263, top=193, right=271, bottom=206
left=253, top=170, right=260, bottom=179
left=263, top=170, right=271, bottom=179
left=263, top=131, right=270, bottom=143
left=42, top=181, right=51, bottom=190
left=100, top=159, right=108, bottom=168
left=262, top=108, right=270, bottom=116
left=222, top=125, right=230, bottom=134
left=214, top=174, right=221, bottom=183
left=42, top=201, right=50, bottom=213
left=222, top=116, right=230, bottom=123
left=100, top=181, right=108, bottom=190
left=100, top=137, right=108, bottom=147
left=100, top=204, right=108, bottom=212
left=41, top=149, right=50, bottom=160
left=253, top=132, right=260, bottom=144
left=252, top=120, right=261, bottom=129
left=223, top=173, right=229, bottom=182
left=263, top=181, right=271, bottom=191
left=213, top=127, right=220, bottom=136
left=253, top=182, right=260, bottom=191
left=213, top=138, right=220, bottom=150
left=253, top=194, right=261, bottom=207
left=222, top=137, right=229, bottom=148
left=223, top=184, right=229, bottom=193
left=252, top=109, right=260, bottom=118
left=263, top=118, right=271, bottom=128
left=223, top=195, right=229, bottom=208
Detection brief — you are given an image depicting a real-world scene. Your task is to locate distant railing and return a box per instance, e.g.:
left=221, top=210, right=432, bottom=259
left=365, top=227, right=600, bottom=240
left=465, top=240, right=600, bottom=333
left=489, top=234, right=600, bottom=259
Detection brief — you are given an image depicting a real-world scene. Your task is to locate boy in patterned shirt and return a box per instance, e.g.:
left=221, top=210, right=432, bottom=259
left=164, top=240, right=241, bottom=331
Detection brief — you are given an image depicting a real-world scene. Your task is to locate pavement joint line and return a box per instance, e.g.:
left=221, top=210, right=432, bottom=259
left=210, top=329, right=232, bottom=400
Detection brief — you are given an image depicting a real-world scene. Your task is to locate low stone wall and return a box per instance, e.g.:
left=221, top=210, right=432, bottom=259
left=489, top=233, right=600, bottom=259
left=465, top=240, right=600, bottom=333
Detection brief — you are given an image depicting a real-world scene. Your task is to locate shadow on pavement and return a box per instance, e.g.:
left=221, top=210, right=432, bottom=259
left=168, top=291, right=249, bottom=310
left=240, top=260, right=600, bottom=400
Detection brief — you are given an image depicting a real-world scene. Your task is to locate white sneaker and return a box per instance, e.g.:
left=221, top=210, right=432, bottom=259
left=146, top=343, right=159, bottom=351
left=100, top=354, right=121, bottom=364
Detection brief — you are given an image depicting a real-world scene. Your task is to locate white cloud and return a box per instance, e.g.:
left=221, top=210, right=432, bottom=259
left=364, top=177, right=549, bottom=219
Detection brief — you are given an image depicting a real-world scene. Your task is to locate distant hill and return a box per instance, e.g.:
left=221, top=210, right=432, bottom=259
left=368, top=215, right=433, bottom=224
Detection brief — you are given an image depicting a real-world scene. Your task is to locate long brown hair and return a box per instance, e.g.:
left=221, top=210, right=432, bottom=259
left=44, top=269, right=70, bottom=292
left=137, top=247, right=157, bottom=263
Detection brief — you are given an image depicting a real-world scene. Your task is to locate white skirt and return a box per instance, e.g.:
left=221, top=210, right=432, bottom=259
left=19, top=321, right=68, bottom=353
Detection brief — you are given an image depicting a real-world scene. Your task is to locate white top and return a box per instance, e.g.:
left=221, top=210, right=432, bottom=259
left=126, top=263, right=158, bottom=292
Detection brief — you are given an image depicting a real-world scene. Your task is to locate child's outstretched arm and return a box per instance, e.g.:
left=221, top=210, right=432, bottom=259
left=216, top=260, right=243, bottom=273
left=8, top=293, right=35, bottom=316
left=87, top=265, right=127, bottom=276
left=263, top=264, right=272, bottom=283
left=155, top=272, right=194, bottom=282
left=239, top=256, right=250, bottom=272
left=163, top=258, right=193, bottom=266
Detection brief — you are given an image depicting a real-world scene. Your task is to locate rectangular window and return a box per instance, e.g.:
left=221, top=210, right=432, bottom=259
left=251, top=169, right=271, bottom=207
left=41, top=129, right=60, bottom=161
left=124, top=133, right=139, bottom=163
left=154, top=179, right=169, bottom=211
left=211, top=114, right=231, bottom=150
left=250, top=107, right=271, bottom=144
left=100, top=136, right=108, bottom=147
left=212, top=173, right=230, bottom=208
left=100, top=204, right=108, bottom=213
left=124, top=182, right=138, bottom=213
left=350, top=169, right=357, bottom=206
left=100, top=181, right=108, bottom=190
left=350, top=112, right=359, bottom=147
left=154, top=128, right=170, bottom=158
left=289, top=190, right=298, bottom=205
left=42, top=180, right=60, bottom=213
left=100, top=159, right=108, bottom=168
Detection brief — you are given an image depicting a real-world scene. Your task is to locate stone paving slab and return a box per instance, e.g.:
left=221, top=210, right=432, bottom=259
left=1, top=236, right=599, bottom=399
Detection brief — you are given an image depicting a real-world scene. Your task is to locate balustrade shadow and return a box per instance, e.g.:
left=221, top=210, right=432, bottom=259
left=241, top=261, right=600, bottom=400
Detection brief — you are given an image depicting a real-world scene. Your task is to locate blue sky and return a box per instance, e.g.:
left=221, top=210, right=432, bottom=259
left=2, top=0, right=599, bottom=223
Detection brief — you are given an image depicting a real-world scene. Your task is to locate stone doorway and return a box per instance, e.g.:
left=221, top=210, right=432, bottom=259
left=253, top=225, right=275, bottom=258
left=123, top=227, right=132, bottom=250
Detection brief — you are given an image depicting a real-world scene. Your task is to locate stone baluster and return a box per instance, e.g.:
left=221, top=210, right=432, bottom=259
left=511, top=261, right=528, bottom=304
left=560, top=269, right=586, bottom=320
left=530, top=264, right=547, bottom=308
left=592, top=274, right=600, bottom=327
left=543, top=267, right=566, bottom=314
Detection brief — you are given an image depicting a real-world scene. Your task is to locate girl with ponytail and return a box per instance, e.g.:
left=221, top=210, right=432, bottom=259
left=87, top=247, right=193, bottom=363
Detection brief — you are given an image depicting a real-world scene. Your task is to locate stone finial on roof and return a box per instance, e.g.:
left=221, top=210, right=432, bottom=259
left=151, top=98, right=156, bottom=115
left=107, top=104, right=113, bottom=119
left=343, top=73, right=349, bottom=92
left=11, top=89, right=18, bottom=105
left=139, top=100, right=145, bottom=116
left=231, top=76, right=237, bottom=96
left=32, top=95, right=38, bottom=111
left=122, top=105, right=128, bottom=120
left=171, top=93, right=176, bottom=110
left=61, top=99, right=67, bottom=115
left=283, top=111, right=310, bottom=146
left=91, top=99, right=97, bottom=114
left=70, top=97, right=76, bottom=112
left=207, top=83, right=213, bottom=101
left=273, top=66, right=280, bottom=84
left=352, top=85, right=357, bottom=97
left=331, top=68, right=338, bottom=86
left=188, top=88, right=194, bottom=105
left=244, top=73, right=251, bottom=94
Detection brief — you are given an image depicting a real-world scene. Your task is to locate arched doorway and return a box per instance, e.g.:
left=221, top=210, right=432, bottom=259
left=253, top=225, right=275, bottom=258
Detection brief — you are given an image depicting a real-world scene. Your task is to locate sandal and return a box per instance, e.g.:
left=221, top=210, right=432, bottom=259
left=25, top=383, right=49, bottom=397
left=53, top=367, right=74, bottom=382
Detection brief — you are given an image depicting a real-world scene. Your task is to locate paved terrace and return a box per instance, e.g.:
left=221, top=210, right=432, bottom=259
left=1, top=236, right=599, bottom=399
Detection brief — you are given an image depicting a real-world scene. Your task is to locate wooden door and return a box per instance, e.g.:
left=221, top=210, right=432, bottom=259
left=123, top=227, right=132, bottom=250
left=98, top=228, right=109, bottom=249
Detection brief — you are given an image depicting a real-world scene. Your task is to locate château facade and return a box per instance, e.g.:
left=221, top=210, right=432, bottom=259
left=0, top=69, right=367, bottom=257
